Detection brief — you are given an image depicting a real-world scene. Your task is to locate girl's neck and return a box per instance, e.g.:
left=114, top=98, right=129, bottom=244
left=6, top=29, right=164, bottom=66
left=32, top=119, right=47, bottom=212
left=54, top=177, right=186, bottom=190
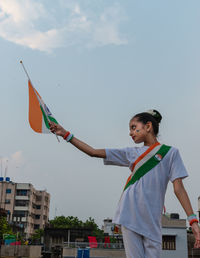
left=143, top=136, right=158, bottom=146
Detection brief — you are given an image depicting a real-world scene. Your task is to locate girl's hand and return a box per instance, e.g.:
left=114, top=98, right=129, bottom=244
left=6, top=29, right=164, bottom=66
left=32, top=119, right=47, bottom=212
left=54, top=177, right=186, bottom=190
left=49, top=121, right=67, bottom=138
left=192, top=222, right=200, bottom=248
left=49, top=121, right=106, bottom=158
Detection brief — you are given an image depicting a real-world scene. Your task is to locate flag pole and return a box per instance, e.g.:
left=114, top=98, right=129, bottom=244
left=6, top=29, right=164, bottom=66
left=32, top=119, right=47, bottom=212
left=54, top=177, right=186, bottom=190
left=20, top=60, right=60, bottom=142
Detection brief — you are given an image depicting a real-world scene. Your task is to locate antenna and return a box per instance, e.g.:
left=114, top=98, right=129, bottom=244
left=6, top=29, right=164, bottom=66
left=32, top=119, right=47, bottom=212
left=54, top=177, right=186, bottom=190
left=0, top=158, right=2, bottom=177
left=55, top=207, right=57, bottom=218
left=4, top=160, right=8, bottom=179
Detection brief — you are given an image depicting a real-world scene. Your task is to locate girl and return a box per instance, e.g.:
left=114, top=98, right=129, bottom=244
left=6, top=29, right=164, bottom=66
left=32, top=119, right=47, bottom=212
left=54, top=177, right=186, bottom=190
left=49, top=109, right=200, bottom=258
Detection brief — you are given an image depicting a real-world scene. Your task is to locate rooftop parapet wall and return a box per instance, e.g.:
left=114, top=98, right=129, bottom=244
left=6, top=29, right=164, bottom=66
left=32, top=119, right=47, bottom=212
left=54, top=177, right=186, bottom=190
left=162, top=214, right=186, bottom=228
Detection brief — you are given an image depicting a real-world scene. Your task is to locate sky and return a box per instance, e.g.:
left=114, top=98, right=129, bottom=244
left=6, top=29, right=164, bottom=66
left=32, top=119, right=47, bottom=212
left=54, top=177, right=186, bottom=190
left=1, top=0, right=200, bottom=227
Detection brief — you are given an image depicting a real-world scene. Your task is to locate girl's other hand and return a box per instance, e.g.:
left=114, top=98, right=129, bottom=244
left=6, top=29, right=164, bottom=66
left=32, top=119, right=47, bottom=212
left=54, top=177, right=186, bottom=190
left=192, top=222, right=200, bottom=248
left=49, top=121, right=67, bottom=138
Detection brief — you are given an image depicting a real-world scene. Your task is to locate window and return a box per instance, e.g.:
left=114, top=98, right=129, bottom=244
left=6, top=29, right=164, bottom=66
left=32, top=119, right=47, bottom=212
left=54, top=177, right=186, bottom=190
left=6, top=189, right=11, bottom=194
left=16, top=190, right=28, bottom=196
left=36, top=195, right=42, bottom=202
left=13, top=210, right=28, bottom=217
left=34, top=224, right=40, bottom=230
left=36, top=205, right=41, bottom=210
left=5, top=199, right=11, bottom=204
left=15, top=200, right=29, bottom=206
left=162, top=235, right=176, bottom=250
left=35, top=215, right=40, bottom=220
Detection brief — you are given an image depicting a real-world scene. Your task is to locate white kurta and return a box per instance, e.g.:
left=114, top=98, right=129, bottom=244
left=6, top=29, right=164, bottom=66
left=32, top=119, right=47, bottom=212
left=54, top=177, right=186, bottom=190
left=104, top=145, right=188, bottom=244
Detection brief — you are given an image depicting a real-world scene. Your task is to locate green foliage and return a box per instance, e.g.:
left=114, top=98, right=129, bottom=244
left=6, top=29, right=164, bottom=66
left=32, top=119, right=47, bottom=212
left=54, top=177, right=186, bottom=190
left=31, top=229, right=44, bottom=241
left=50, top=216, right=84, bottom=228
left=84, top=217, right=98, bottom=231
left=49, top=216, right=104, bottom=239
left=84, top=218, right=104, bottom=239
left=109, top=236, right=117, bottom=243
left=0, top=216, right=13, bottom=240
left=29, top=229, right=44, bottom=244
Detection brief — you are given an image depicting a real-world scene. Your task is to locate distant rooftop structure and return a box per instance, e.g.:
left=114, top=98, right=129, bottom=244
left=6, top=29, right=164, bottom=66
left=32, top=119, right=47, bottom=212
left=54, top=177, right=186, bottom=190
left=102, top=214, right=187, bottom=258
left=161, top=214, right=187, bottom=258
left=162, top=213, right=186, bottom=228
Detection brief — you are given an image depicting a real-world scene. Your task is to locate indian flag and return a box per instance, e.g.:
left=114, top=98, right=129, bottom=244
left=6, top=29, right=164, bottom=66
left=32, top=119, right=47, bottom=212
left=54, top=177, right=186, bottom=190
left=28, top=80, right=58, bottom=133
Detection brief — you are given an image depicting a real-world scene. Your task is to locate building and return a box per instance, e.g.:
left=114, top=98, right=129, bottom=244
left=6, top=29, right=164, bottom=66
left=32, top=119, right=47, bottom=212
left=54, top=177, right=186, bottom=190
left=103, top=214, right=187, bottom=258
left=102, top=218, right=114, bottom=235
left=161, top=213, right=187, bottom=258
left=43, top=227, right=94, bottom=250
left=0, top=177, right=50, bottom=237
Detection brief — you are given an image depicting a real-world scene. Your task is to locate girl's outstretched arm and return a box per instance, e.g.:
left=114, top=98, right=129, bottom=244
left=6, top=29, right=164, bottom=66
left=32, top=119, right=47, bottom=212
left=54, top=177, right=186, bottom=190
left=49, top=122, right=106, bottom=158
left=173, top=178, right=200, bottom=248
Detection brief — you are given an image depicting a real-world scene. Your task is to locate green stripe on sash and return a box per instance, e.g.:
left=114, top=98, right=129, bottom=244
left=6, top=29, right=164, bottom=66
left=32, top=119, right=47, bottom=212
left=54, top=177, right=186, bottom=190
left=124, top=144, right=171, bottom=191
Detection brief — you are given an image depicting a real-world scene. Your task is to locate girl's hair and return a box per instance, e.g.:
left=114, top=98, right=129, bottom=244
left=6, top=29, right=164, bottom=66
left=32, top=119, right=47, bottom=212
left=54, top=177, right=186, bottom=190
left=132, top=110, right=162, bottom=136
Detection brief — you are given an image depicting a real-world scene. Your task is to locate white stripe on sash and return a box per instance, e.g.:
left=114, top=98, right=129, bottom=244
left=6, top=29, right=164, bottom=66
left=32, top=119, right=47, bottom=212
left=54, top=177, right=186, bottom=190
left=131, top=144, right=162, bottom=177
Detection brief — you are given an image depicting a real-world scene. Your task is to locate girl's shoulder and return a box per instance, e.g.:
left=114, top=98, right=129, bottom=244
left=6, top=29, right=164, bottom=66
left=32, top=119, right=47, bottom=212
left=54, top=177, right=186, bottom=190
left=125, top=145, right=149, bottom=158
left=126, top=145, right=149, bottom=152
left=162, top=144, right=178, bottom=152
left=125, top=144, right=180, bottom=156
left=162, top=144, right=182, bottom=159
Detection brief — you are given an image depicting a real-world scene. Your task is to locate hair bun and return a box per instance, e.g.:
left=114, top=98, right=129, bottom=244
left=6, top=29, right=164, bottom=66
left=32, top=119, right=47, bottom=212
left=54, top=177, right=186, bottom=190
left=146, top=109, right=162, bottom=124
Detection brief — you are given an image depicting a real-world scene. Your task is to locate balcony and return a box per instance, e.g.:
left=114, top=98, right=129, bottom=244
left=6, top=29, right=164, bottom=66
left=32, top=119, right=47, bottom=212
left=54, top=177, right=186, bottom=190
left=13, top=217, right=28, bottom=222
left=15, top=196, right=29, bottom=200
left=14, top=206, right=29, bottom=211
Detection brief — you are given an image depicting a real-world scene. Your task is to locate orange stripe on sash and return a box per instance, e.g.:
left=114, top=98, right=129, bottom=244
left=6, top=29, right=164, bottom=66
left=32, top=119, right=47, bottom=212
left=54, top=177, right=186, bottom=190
left=124, top=142, right=160, bottom=188
left=131, top=142, right=160, bottom=172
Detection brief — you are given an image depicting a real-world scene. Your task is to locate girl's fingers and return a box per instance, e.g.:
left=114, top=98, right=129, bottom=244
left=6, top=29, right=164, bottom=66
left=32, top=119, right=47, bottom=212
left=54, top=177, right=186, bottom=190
left=195, top=240, right=200, bottom=248
left=194, top=233, right=200, bottom=248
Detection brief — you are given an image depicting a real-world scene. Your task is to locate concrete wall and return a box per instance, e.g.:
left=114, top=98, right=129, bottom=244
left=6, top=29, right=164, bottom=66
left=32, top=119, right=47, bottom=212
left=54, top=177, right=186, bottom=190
left=161, top=228, right=187, bottom=258
left=63, top=248, right=126, bottom=257
left=0, top=245, right=42, bottom=258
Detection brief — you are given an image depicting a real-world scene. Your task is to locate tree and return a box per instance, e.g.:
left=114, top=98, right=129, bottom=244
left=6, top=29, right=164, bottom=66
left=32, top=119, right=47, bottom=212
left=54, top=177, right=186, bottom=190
left=0, top=216, right=13, bottom=240
left=31, top=229, right=44, bottom=244
left=49, top=216, right=104, bottom=240
left=50, top=216, right=83, bottom=228
left=83, top=217, right=104, bottom=239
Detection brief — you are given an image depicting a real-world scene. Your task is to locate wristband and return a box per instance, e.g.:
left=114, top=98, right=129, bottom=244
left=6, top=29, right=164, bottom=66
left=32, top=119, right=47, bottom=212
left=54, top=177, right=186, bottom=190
left=189, top=219, right=199, bottom=226
left=63, top=131, right=70, bottom=140
left=66, top=133, right=74, bottom=142
left=188, top=214, right=199, bottom=226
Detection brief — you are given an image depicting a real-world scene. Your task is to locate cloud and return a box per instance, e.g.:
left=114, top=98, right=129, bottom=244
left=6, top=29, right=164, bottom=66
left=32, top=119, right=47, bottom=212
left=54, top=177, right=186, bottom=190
left=92, top=5, right=127, bottom=47
left=0, top=0, right=127, bottom=52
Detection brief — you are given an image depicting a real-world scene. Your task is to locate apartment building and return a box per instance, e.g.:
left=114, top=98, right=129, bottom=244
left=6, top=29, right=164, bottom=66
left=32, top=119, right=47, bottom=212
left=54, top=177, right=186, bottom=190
left=0, top=177, right=50, bottom=237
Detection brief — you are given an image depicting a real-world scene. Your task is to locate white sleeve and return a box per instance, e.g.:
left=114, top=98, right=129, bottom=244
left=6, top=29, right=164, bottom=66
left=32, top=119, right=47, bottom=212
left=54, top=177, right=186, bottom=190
left=169, top=148, right=189, bottom=182
left=103, top=148, right=131, bottom=167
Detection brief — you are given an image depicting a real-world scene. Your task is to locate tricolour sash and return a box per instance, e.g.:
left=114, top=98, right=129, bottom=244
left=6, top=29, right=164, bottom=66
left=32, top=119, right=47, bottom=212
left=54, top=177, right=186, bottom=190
left=123, top=142, right=171, bottom=192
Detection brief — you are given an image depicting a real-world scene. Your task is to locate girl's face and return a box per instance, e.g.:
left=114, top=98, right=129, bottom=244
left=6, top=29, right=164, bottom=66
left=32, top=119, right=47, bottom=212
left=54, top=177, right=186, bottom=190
left=129, top=118, right=150, bottom=144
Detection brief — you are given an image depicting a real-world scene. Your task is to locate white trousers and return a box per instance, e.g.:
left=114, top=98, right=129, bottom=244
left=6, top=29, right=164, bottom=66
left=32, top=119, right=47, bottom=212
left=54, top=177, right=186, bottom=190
left=121, top=226, right=162, bottom=258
